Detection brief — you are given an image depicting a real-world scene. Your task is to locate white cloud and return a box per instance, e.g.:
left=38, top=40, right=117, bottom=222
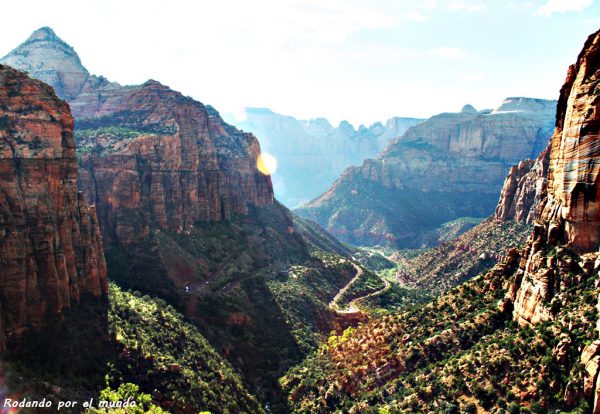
left=534, top=0, right=593, bottom=16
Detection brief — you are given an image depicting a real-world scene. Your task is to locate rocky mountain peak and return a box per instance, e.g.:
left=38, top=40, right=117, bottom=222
left=142, top=78, right=166, bottom=88
left=26, top=26, right=60, bottom=42
left=460, top=103, right=478, bottom=114
left=0, top=27, right=89, bottom=100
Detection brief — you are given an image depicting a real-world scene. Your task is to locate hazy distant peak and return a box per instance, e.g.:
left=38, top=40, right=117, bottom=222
left=461, top=104, right=478, bottom=114
left=245, top=107, right=275, bottom=115
left=492, top=97, right=557, bottom=114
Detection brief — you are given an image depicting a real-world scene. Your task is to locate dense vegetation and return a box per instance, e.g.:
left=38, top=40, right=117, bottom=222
left=2, top=284, right=264, bottom=414
left=75, top=126, right=145, bottom=157
left=282, top=246, right=598, bottom=413
left=102, top=203, right=370, bottom=411
left=393, top=218, right=531, bottom=293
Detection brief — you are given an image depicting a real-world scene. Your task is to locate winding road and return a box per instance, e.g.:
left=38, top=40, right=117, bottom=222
left=328, top=262, right=392, bottom=314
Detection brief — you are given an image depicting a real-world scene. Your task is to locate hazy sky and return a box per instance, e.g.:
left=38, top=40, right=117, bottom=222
left=0, top=0, right=599, bottom=125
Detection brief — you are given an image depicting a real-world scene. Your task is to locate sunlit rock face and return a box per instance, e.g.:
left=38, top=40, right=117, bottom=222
left=508, top=28, right=600, bottom=327
left=1, top=28, right=274, bottom=246
left=297, top=98, right=556, bottom=248
left=540, top=30, right=600, bottom=251
left=225, top=108, right=423, bottom=207
left=0, top=64, right=107, bottom=350
left=75, top=81, right=275, bottom=245
left=495, top=145, right=550, bottom=224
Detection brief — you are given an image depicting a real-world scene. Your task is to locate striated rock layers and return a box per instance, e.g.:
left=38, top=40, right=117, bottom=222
left=0, top=65, right=107, bottom=350
left=225, top=108, right=423, bottom=207
left=75, top=81, right=274, bottom=246
left=508, top=28, right=600, bottom=324
left=1, top=28, right=274, bottom=247
left=498, top=28, right=600, bottom=412
left=494, top=145, right=550, bottom=224
left=298, top=98, right=556, bottom=248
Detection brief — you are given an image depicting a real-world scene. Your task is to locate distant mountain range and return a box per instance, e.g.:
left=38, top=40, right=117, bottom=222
left=224, top=108, right=423, bottom=207
left=297, top=97, right=557, bottom=248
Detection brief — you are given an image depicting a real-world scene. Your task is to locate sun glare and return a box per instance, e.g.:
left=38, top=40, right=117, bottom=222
left=257, top=152, right=278, bottom=175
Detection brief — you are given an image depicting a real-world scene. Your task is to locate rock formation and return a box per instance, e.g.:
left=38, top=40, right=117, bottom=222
left=225, top=108, right=423, bottom=207
left=75, top=82, right=274, bottom=246
left=1, top=28, right=274, bottom=247
left=0, top=65, right=107, bottom=351
left=498, top=28, right=600, bottom=412
left=0, top=27, right=90, bottom=101
left=297, top=99, right=556, bottom=248
left=494, top=145, right=550, bottom=223
left=508, top=28, right=600, bottom=324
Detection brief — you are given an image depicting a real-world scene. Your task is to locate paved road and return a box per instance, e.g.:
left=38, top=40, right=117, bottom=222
left=329, top=262, right=391, bottom=314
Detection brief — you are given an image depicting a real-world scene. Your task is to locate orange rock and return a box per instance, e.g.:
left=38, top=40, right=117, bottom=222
left=0, top=65, right=107, bottom=350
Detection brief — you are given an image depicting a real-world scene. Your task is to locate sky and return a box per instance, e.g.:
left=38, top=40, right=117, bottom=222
left=0, top=0, right=599, bottom=126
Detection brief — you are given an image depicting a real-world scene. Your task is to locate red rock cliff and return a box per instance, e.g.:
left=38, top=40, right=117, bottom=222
left=494, top=145, right=550, bottom=224
left=507, top=29, right=600, bottom=326
left=540, top=30, right=600, bottom=251
left=75, top=80, right=274, bottom=245
left=0, top=65, right=107, bottom=350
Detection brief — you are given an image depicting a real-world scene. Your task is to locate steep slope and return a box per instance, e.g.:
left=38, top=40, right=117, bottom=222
left=1, top=28, right=274, bottom=248
left=0, top=63, right=263, bottom=414
left=0, top=27, right=89, bottom=101
left=282, top=28, right=600, bottom=413
left=74, top=81, right=274, bottom=246
left=225, top=108, right=422, bottom=207
left=4, top=284, right=265, bottom=414
left=394, top=218, right=531, bottom=294
left=1, top=28, right=391, bottom=412
left=0, top=64, right=107, bottom=351
left=297, top=99, right=556, bottom=248
left=495, top=145, right=550, bottom=224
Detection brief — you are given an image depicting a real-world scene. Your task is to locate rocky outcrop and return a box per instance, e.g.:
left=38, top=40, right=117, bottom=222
left=494, top=145, right=550, bottom=223
left=225, top=108, right=423, bottom=207
left=1, top=28, right=274, bottom=247
left=75, top=82, right=274, bottom=245
left=508, top=28, right=600, bottom=325
left=298, top=99, right=556, bottom=248
left=0, top=27, right=90, bottom=101
left=497, top=28, right=600, bottom=412
left=540, top=32, right=600, bottom=251
left=0, top=65, right=107, bottom=350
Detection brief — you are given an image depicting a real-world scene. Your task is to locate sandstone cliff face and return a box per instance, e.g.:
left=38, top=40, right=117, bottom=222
left=494, top=145, right=550, bottom=223
left=75, top=81, right=274, bottom=245
left=225, top=108, right=422, bottom=207
left=499, top=28, right=600, bottom=412
left=1, top=29, right=274, bottom=247
left=0, top=65, right=107, bottom=350
left=508, top=29, right=600, bottom=326
left=298, top=99, right=556, bottom=248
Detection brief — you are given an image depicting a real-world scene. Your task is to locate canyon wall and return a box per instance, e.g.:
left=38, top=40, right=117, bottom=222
left=226, top=108, right=423, bottom=207
left=507, top=29, right=600, bottom=326
left=1, top=27, right=274, bottom=246
left=298, top=99, right=556, bottom=248
left=0, top=64, right=107, bottom=350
